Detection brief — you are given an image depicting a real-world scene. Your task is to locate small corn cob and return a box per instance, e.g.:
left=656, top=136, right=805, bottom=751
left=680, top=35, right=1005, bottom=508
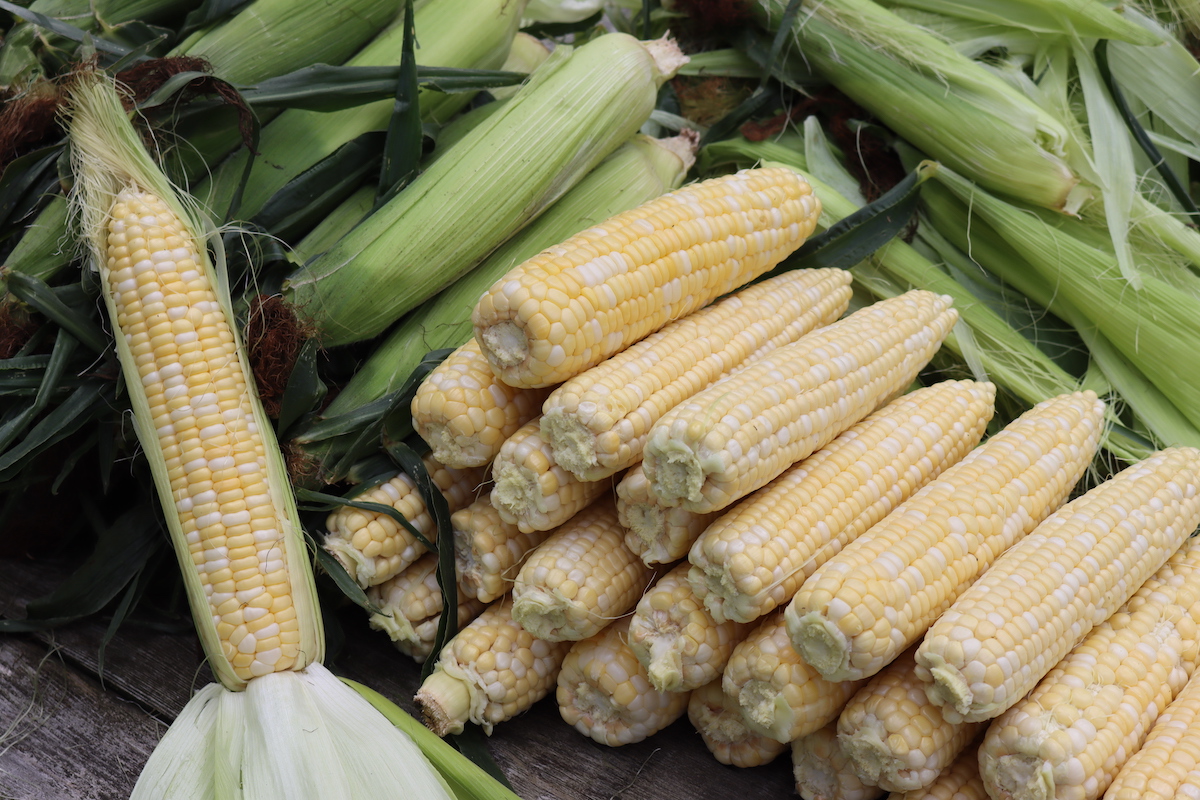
left=626, top=562, right=749, bottom=692
left=618, top=463, right=721, bottom=565
left=367, top=554, right=488, bottom=663
left=473, top=166, right=822, bottom=388
left=413, top=338, right=551, bottom=469
left=687, top=679, right=789, bottom=768
left=787, top=391, right=1106, bottom=683
left=490, top=417, right=610, bottom=533
left=723, top=610, right=865, bottom=743
left=838, top=647, right=984, bottom=793
left=889, top=741, right=989, bottom=800
left=689, top=379, right=996, bottom=626
left=642, top=290, right=959, bottom=514
left=415, top=601, right=572, bottom=735
left=539, top=268, right=852, bottom=481
left=510, top=497, right=655, bottom=641
left=323, top=456, right=488, bottom=588
left=453, top=494, right=554, bottom=604
left=1104, top=668, right=1200, bottom=800
left=793, top=723, right=885, bottom=800
left=917, top=447, right=1200, bottom=725
left=556, top=617, right=691, bottom=746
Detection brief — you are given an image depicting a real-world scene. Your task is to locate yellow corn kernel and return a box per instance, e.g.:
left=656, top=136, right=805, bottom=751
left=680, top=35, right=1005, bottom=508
left=453, top=493, right=554, bottom=604
left=367, top=553, right=487, bottom=663
left=792, top=722, right=884, bottom=800
left=687, top=679, right=788, bottom=768
left=617, top=463, right=720, bottom=565
left=889, top=741, right=988, bottom=800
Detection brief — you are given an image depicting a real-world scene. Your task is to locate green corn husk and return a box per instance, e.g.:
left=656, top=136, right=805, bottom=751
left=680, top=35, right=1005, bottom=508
left=284, top=32, right=687, bottom=347
left=3, top=195, right=71, bottom=289
left=876, top=0, right=1158, bottom=43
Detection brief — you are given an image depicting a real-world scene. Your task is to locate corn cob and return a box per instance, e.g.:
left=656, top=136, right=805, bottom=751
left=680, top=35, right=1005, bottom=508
left=323, top=455, right=488, bottom=588
left=889, top=742, right=989, bottom=800
left=687, top=679, right=789, bottom=767
left=787, top=391, right=1106, bottom=683
left=642, top=290, right=959, bottom=514
left=724, top=610, right=865, bottom=743
left=415, top=601, right=572, bottom=735
left=618, top=463, right=721, bottom=565
left=539, top=268, right=852, bottom=481
left=689, top=380, right=996, bottom=626
left=838, top=648, right=984, bottom=793
left=453, top=493, right=553, bottom=604
left=1104, top=667, right=1200, bottom=800
left=510, top=497, right=656, bottom=641
left=490, top=416, right=610, bottom=533
left=473, top=165, right=822, bottom=389
left=627, top=562, right=749, bottom=692
left=556, top=617, right=691, bottom=746
left=793, top=722, right=885, bottom=800
left=917, top=447, right=1200, bottom=725
left=367, top=553, right=488, bottom=663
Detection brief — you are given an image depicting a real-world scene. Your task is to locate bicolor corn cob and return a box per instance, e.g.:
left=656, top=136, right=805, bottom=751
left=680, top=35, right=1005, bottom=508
left=473, top=166, right=822, bottom=388
left=689, top=380, right=995, bottom=625
left=889, top=741, right=989, bottom=800
left=641, top=290, right=959, bottom=514
left=510, top=497, right=656, bottom=641
left=367, top=554, right=488, bottom=663
left=687, top=679, right=788, bottom=768
left=539, top=268, right=852, bottom=481
left=1104, top=668, right=1200, bottom=800
left=413, top=339, right=551, bottom=469
left=787, top=391, right=1106, bottom=683
left=792, top=723, right=884, bottom=800
left=556, top=617, right=690, bottom=746
left=626, top=562, right=749, bottom=692
left=618, top=463, right=720, bottom=565
left=918, top=447, right=1200, bottom=725
left=453, top=494, right=554, bottom=604
left=324, top=456, right=488, bottom=587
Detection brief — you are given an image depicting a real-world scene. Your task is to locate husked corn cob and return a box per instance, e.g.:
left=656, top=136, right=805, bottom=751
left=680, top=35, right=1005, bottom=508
left=1104, top=668, right=1200, bottom=800
left=724, top=610, right=865, bottom=743
left=539, top=268, right=852, bottom=481
left=367, top=554, right=488, bottom=663
left=415, top=601, right=572, bottom=735
left=453, top=494, right=554, bottom=604
left=490, top=417, right=610, bottom=533
left=618, top=463, right=721, bottom=565
left=413, top=339, right=551, bottom=469
left=642, top=290, right=959, bottom=514
left=918, top=447, right=1200, bottom=725
left=556, top=617, right=691, bottom=746
left=890, top=742, right=988, bottom=800
left=788, top=391, right=1106, bottom=683
left=473, top=166, right=822, bottom=388
left=690, top=380, right=996, bottom=626
left=324, top=456, right=488, bottom=587
left=511, top=497, right=655, bottom=641
left=838, top=647, right=984, bottom=793
left=627, top=562, right=749, bottom=692
left=793, top=723, right=885, bottom=800
left=688, top=679, right=788, bottom=767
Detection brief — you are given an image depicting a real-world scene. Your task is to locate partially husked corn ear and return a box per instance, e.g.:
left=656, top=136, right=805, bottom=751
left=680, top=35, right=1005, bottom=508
left=793, top=723, right=884, bottom=800
left=367, top=554, right=488, bottom=663
left=889, top=741, right=988, bottom=800
left=690, top=380, right=996, bottom=626
left=618, top=463, right=721, bottom=565
left=627, top=562, right=749, bottom=692
left=413, top=339, right=551, bottom=469
left=917, top=447, right=1200, bottom=725
left=511, top=497, right=656, bottom=641
left=642, top=290, right=959, bottom=514
left=1104, top=668, right=1200, bottom=800
left=556, top=617, right=691, bottom=746
left=787, top=391, right=1106, bottom=683
left=539, top=268, right=852, bottom=481
left=688, top=679, right=788, bottom=768
left=324, top=456, right=488, bottom=588
left=453, top=494, right=554, bottom=604
left=415, top=601, right=572, bottom=736
left=474, top=166, right=822, bottom=388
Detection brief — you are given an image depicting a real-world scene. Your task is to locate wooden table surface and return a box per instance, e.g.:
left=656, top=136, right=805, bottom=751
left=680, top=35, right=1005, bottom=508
left=0, top=555, right=797, bottom=800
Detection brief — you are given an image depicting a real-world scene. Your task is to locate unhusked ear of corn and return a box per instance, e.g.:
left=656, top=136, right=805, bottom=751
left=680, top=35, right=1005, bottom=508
left=687, top=679, right=789, bottom=768
left=643, top=290, right=959, bottom=514
left=473, top=166, right=822, bottom=389
left=891, top=740, right=989, bottom=800
left=689, top=379, right=996, bottom=626
left=787, top=391, right=1106, bottom=683
left=1103, top=667, right=1200, bottom=800
left=556, top=617, right=691, bottom=746
left=618, top=463, right=722, bottom=565
left=917, top=447, right=1200, bottom=725
left=453, top=493, right=553, bottom=604
left=791, top=723, right=883, bottom=800
left=539, top=268, right=852, bottom=481
left=367, top=554, right=488, bottom=663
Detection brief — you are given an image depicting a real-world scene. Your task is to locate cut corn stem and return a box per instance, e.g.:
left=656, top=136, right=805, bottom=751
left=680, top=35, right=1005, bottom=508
left=367, top=554, right=487, bottom=663
left=453, top=493, right=553, bottom=604
left=792, top=722, right=884, bottom=800
left=618, top=463, right=721, bottom=566
left=889, top=740, right=988, bottom=800
left=688, top=679, right=788, bottom=768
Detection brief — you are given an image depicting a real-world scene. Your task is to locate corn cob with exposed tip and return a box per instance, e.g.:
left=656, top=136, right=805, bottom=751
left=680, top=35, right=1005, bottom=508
left=793, top=723, right=885, bottom=800
left=918, top=446, right=1200, bottom=725
left=787, top=391, right=1106, bottom=683
left=367, top=554, right=488, bottom=663
left=642, top=290, right=959, bottom=514
left=689, top=380, right=996, bottom=626
left=453, top=494, right=554, bottom=604
left=556, top=617, right=691, bottom=746
left=473, top=166, right=822, bottom=388
left=1104, top=667, right=1200, bottom=800
left=687, top=679, right=789, bottom=767
left=511, top=497, right=655, bottom=641
left=413, top=338, right=552, bottom=469
left=889, top=740, right=989, bottom=800
left=539, top=268, right=853, bottom=481
left=618, top=463, right=721, bottom=565
left=627, top=562, right=749, bottom=692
